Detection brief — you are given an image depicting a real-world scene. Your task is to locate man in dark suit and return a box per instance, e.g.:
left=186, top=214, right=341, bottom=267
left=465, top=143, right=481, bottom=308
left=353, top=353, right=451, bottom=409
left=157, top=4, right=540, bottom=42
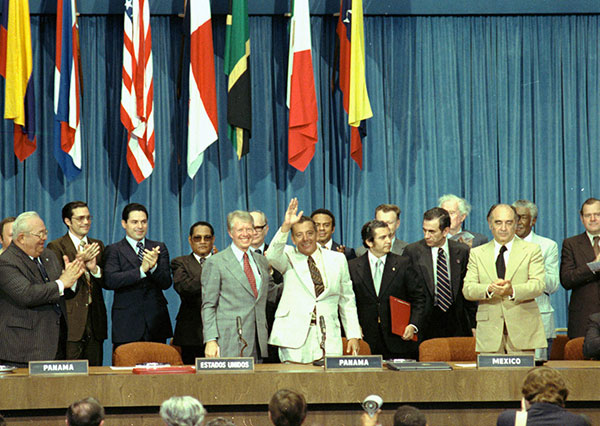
left=561, top=197, right=600, bottom=338
left=438, top=194, right=488, bottom=248
left=202, top=210, right=275, bottom=360
left=403, top=207, right=476, bottom=341
left=0, top=216, right=15, bottom=255
left=0, top=211, right=84, bottom=366
left=47, top=201, right=107, bottom=366
left=104, top=203, right=173, bottom=348
left=310, top=208, right=355, bottom=260
left=355, top=204, right=408, bottom=257
left=170, top=221, right=215, bottom=364
left=348, top=220, right=426, bottom=359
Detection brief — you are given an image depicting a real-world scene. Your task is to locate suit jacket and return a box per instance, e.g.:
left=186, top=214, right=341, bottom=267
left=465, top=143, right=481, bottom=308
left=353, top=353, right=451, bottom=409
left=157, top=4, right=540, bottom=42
left=266, top=229, right=362, bottom=356
left=403, top=239, right=476, bottom=339
left=0, top=244, right=66, bottom=362
left=463, top=238, right=547, bottom=353
left=355, top=238, right=408, bottom=257
left=104, top=238, right=172, bottom=344
left=348, top=252, right=426, bottom=355
left=171, top=253, right=204, bottom=346
left=331, top=241, right=356, bottom=260
left=201, top=246, right=274, bottom=358
left=560, top=232, right=600, bottom=338
left=583, top=312, right=600, bottom=359
left=496, top=402, right=589, bottom=426
left=47, top=234, right=108, bottom=342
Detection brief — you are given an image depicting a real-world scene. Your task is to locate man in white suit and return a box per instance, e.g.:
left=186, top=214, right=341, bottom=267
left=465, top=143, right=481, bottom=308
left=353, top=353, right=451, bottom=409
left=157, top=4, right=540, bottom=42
left=266, top=198, right=361, bottom=362
left=513, top=200, right=560, bottom=360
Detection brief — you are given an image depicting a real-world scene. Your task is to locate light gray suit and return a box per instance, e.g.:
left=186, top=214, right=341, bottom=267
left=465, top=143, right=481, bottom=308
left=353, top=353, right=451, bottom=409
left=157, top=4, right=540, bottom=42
left=201, top=245, right=274, bottom=358
left=356, top=238, right=408, bottom=257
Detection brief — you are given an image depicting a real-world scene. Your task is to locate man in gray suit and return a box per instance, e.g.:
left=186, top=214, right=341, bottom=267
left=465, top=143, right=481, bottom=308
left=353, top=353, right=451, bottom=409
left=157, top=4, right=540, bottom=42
left=356, top=204, right=408, bottom=257
left=202, top=210, right=275, bottom=360
left=439, top=194, right=488, bottom=248
left=0, top=211, right=84, bottom=366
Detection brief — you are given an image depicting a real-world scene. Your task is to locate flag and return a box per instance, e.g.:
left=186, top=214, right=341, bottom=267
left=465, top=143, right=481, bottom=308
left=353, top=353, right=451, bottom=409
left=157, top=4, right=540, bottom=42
left=121, top=0, right=155, bottom=183
left=286, top=0, right=318, bottom=172
left=54, top=0, right=82, bottom=180
left=187, top=0, right=218, bottom=179
left=1, top=0, right=36, bottom=161
left=336, top=0, right=372, bottom=169
left=224, top=0, right=250, bottom=159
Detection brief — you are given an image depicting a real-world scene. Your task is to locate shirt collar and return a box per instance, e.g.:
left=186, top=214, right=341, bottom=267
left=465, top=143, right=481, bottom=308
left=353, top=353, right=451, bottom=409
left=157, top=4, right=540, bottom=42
left=320, top=239, right=333, bottom=250
left=193, top=252, right=211, bottom=263
left=68, top=231, right=88, bottom=249
left=125, top=235, right=145, bottom=251
left=367, top=250, right=387, bottom=268
left=230, top=243, right=248, bottom=262
left=522, top=231, right=534, bottom=242
left=250, top=243, right=266, bottom=254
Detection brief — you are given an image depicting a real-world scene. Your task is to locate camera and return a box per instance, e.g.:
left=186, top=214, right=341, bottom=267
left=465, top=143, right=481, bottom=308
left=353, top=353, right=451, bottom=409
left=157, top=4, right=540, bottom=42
left=362, top=394, right=383, bottom=417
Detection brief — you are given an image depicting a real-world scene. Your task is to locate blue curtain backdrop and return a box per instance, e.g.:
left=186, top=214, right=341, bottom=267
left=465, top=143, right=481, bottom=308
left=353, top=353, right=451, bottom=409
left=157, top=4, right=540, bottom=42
left=1, top=14, right=599, bottom=364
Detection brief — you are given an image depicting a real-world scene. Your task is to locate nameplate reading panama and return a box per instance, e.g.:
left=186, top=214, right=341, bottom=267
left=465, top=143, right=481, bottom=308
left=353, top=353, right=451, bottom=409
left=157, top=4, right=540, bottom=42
left=477, top=354, right=535, bottom=368
left=325, top=355, right=383, bottom=370
left=196, top=357, right=254, bottom=372
left=29, top=360, right=89, bottom=375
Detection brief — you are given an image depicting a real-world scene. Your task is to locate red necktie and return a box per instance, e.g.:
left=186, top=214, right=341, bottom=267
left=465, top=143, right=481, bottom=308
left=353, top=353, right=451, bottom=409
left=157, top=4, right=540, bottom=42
left=243, top=252, right=258, bottom=298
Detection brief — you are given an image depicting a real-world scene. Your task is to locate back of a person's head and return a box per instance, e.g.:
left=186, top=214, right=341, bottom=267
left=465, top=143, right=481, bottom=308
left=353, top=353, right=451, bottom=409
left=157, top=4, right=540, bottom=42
left=0, top=414, right=6, bottom=426
left=268, top=389, right=307, bottom=426
left=521, top=366, right=569, bottom=407
left=160, top=396, right=206, bottom=426
left=393, top=405, right=427, bottom=426
left=205, top=418, right=236, bottom=426
left=66, top=397, right=105, bottom=426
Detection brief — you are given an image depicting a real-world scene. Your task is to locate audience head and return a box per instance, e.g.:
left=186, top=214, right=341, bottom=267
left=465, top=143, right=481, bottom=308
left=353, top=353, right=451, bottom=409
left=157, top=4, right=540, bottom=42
left=290, top=216, right=318, bottom=256
left=66, top=397, right=105, bottom=426
left=486, top=204, right=518, bottom=245
left=521, top=366, right=569, bottom=408
left=361, top=220, right=392, bottom=256
left=121, top=203, right=149, bottom=241
left=310, top=209, right=335, bottom=245
left=438, top=194, right=471, bottom=234
left=579, top=197, right=600, bottom=236
left=374, top=204, right=401, bottom=237
left=0, top=414, right=6, bottom=426
left=393, top=405, right=427, bottom=426
left=0, top=216, right=16, bottom=249
left=205, top=418, right=236, bottom=426
left=188, top=221, right=215, bottom=257
left=512, top=199, right=538, bottom=239
left=249, top=211, right=269, bottom=248
left=12, top=211, right=48, bottom=257
left=62, top=201, right=92, bottom=239
left=160, top=396, right=206, bottom=426
left=422, top=207, right=450, bottom=248
left=227, top=211, right=254, bottom=251
left=268, top=389, right=307, bottom=426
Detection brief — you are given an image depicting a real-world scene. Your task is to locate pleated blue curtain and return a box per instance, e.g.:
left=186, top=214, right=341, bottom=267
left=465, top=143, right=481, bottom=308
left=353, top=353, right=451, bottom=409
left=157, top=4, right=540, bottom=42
left=1, top=14, right=600, bottom=364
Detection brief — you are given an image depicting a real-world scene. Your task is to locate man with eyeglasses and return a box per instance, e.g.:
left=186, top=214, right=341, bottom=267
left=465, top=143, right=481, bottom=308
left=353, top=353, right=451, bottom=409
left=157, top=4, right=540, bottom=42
left=356, top=204, right=408, bottom=257
left=0, top=216, right=15, bottom=254
left=0, top=211, right=85, bottom=366
left=170, top=221, right=215, bottom=364
left=47, top=201, right=107, bottom=366
left=561, top=197, right=600, bottom=338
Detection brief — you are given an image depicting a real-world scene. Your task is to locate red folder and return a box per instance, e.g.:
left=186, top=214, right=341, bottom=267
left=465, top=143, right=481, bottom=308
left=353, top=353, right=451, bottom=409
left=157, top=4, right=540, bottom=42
left=390, top=296, right=417, bottom=341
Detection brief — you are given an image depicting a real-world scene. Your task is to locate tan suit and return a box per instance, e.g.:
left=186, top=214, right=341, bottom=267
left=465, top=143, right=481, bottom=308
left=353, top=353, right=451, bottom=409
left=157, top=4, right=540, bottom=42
left=463, top=238, right=547, bottom=353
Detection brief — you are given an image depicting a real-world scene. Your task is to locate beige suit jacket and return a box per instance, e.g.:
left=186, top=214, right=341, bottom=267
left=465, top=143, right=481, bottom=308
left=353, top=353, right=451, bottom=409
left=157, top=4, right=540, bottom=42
left=463, top=238, right=547, bottom=353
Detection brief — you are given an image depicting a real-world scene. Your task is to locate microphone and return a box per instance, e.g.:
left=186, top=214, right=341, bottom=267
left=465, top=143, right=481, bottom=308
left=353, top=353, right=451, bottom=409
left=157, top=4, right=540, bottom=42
left=236, top=316, right=248, bottom=357
left=312, top=315, right=327, bottom=367
left=319, top=315, right=326, bottom=336
left=236, top=316, right=243, bottom=338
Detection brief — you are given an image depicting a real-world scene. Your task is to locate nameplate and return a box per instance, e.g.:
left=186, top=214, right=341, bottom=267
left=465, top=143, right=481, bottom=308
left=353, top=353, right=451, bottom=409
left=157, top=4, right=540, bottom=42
left=195, top=357, right=254, bottom=372
left=29, top=360, right=89, bottom=375
left=477, top=354, right=535, bottom=368
left=325, top=355, right=383, bottom=370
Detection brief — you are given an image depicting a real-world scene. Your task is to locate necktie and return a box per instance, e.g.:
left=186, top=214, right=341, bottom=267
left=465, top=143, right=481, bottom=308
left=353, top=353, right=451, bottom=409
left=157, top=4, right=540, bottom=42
left=307, top=256, right=324, bottom=297
left=496, top=245, right=507, bottom=279
left=373, top=259, right=383, bottom=296
left=136, top=241, right=144, bottom=264
left=594, top=237, right=600, bottom=257
left=199, top=257, right=206, bottom=267
left=436, top=249, right=452, bottom=312
left=243, top=252, right=258, bottom=298
left=79, top=241, right=93, bottom=305
left=255, top=249, right=262, bottom=255
left=35, top=258, right=50, bottom=282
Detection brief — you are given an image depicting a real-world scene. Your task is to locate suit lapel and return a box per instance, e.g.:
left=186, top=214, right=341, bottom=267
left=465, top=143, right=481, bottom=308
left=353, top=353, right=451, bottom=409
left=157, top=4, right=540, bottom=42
left=416, top=241, right=435, bottom=296
left=60, top=234, right=78, bottom=262
left=187, top=253, right=203, bottom=276
left=379, top=254, right=399, bottom=298
left=576, top=232, right=596, bottom=263
left=354, top=254, right=377, bottom=298
left=289, top=250, right=318, bottom=295
left=480, top=241, right=498, bottom=281
left=505, top=239, right=527, bottom=281
left=448, top=241, right=463, bottom=299
left=250, top=250, right=268, bottom=299
left=222, top=247, right=256, bottom=298
left=120, top=238, right=141, bottom=269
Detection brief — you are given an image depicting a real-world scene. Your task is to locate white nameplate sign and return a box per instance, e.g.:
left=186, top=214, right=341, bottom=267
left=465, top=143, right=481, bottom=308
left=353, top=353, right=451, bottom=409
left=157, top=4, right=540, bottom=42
left=29, top=360, right=89, bottom=375
left=196, top=357, right=254, bottom=372
left=325, top=355, right=383, bottom=370
left=477, top=354, right=535, bottom=368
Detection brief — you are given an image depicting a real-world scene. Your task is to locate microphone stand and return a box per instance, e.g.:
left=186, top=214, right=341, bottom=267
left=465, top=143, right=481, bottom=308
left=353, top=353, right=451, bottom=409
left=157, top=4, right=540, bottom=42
left=237, top=316, right=248, bottom=357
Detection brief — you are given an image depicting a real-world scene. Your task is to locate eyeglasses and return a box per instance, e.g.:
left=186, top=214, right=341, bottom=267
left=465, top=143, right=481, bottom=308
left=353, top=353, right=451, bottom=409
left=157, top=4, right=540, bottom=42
left=191, top=235, right=213, bottom=242
left=254, top=225, right=267, bottom=231
left=27, top=230, right=49, bottom=239
left=72, top=215, right=93, bottom=222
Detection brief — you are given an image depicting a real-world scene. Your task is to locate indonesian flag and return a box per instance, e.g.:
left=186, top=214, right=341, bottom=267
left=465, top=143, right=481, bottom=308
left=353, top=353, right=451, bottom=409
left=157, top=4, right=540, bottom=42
left=286, top=0, right=318, bottom=172
left=187, top=0, right=218, bottom=179
left=121, top=0, right=155, bottom=183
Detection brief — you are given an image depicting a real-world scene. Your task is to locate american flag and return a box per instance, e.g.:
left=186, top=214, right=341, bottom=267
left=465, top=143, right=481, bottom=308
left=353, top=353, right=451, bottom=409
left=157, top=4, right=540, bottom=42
left=120, top=0, right=155, bottom=183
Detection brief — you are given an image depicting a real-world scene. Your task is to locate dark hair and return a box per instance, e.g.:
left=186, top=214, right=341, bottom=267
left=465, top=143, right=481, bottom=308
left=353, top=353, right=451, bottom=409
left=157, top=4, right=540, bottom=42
left=189, top=221, right=214, bottom=237
left=66, top=397, right=105, bottom=426
left=206, top=418, right=236, bottom=426
left=0, top=216, right=16, bottom=237
left=580, top=198, right=600, bottom=216
left=310, top=208, right=335, bottom=228
left=486, top=204, right=518, bottom=221
left=393, top=405, right=426, bottom=426
left=423, top=207, right=450, bottom=231
left=290, top=216, right=316, bottom=234
left=360, top=220, right=389, bottom=248
left=62, top=201, right=88, bottom=224
left=122, top=203, right=148, bottom=222
left=521, top=366, right=569, bottom=407
left=375, top=203, right=401, bottom=218
left=269, top=389, right=307, bottom=426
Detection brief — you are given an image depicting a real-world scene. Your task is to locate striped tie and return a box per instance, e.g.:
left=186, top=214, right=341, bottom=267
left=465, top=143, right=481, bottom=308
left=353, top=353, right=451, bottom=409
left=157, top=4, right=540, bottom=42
left=308, top=256, right=324, bottom=297
left=136, top=241, right=144, bottom=264
left=436, top=248, right=452, bottom=312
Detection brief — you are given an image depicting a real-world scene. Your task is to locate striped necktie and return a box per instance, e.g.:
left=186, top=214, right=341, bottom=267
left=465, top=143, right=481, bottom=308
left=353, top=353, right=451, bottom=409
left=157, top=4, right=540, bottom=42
left=436, top=248, right=452, bottom=312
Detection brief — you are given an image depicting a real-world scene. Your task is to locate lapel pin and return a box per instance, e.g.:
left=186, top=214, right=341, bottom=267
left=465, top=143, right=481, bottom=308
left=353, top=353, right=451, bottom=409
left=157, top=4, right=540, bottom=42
left=392, top=267, right=396, bottom=271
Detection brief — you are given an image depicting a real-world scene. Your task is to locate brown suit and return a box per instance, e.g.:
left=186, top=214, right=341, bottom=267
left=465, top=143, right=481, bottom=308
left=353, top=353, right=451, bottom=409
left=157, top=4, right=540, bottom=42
left=47, top=234, right=107, bottom=365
